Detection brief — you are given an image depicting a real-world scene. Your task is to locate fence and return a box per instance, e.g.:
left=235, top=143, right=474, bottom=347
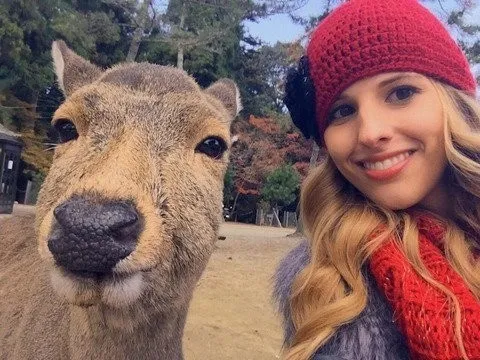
left=255, top=208, right=298, bottom=228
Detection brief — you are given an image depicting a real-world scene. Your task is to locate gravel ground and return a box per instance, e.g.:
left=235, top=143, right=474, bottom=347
left=184, top=222, right=300, bottom=360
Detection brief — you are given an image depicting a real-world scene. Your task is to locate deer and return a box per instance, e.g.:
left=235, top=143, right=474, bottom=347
left=0, top=40, right=241, bottom=360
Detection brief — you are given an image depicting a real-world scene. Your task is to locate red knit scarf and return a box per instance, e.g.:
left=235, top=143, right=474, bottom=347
left=369, top=214, right=480, bottom=359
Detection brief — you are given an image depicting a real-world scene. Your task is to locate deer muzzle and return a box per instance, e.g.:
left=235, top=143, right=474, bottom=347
left=48, top=195, right=142, bottom=277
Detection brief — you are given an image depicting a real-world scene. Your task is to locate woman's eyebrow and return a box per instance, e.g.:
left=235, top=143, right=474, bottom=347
left=335, top=92, right=352, bottom=102
left=378, top=74, right=422, bottom=88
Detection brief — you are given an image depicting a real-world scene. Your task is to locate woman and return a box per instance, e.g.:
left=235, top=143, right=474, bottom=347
left=274, top=0, right=480, bottom=359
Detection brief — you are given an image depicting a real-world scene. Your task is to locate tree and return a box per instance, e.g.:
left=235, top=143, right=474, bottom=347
left=249, top=0, right=308, bottom=17
left=240, top=41, right=302, bottom=116
left=447, top=7, right=480, bottom=83
left=227, top=114, right=312, bottom=223
left=124, top=0, right=153, bottom=62
left=289, top=0, right=343, bottom=41
left=261, top=164, right=300, bottom=226
left=161, top=0, right=245, bottom=70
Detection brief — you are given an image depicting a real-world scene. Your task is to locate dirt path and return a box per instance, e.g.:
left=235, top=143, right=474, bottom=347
left=184, top=223, right=300, bottom=360
left=0, top=204, right=34, bottom=219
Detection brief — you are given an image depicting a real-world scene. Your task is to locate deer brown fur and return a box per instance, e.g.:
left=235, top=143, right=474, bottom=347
left=0, top=40, right=241, bottom=360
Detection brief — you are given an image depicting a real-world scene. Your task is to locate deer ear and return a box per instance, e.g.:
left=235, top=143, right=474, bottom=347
left=205, top=79, right=242, bottom=119
left=51, top=40, right=102, bottom=96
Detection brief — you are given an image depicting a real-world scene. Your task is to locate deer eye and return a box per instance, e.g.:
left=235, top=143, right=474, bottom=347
left=195, top=137, right=227, bottom=159
left=54, top=119, right=78, bottom=143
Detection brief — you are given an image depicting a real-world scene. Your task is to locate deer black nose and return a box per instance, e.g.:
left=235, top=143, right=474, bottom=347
left=48, top=196, right=142, bottom=276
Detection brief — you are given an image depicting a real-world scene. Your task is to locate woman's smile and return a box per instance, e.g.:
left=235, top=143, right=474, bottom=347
left=357, top=150, right=416, bottom=181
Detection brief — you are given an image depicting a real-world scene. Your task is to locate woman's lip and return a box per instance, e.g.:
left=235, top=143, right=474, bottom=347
left=361, top=152, right=414, bottom=181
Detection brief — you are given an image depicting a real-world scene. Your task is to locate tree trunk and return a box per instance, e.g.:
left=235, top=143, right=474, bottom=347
left=176, top=2, right=187, bottom=69
left=177, top=47, right=184, bottom=70
left=126, top=0, right=151, bottom=62
left=126, top=27, right=144, bottom=62
left=231, top=188, right=242, bottom=222
left=290, top=141, right=320, bottom=236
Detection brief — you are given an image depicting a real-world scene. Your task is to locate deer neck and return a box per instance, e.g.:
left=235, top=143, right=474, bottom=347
left=68, top=303, right=187, bottom=360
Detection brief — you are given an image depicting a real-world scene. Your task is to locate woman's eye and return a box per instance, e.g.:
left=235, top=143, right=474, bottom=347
left=387, top=86, right=418, bottom=103
left=328, top=104, right=356, bottom=123
left=54, top=119, right=78, bottom=143
left=195, top=137, right=227, bottom=159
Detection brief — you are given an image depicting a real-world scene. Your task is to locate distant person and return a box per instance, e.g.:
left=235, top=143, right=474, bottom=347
left=274, top=0, right=480, bottom=359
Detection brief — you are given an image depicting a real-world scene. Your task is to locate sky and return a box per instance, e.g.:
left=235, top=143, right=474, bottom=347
left=245, top=0, right=480, bottom=45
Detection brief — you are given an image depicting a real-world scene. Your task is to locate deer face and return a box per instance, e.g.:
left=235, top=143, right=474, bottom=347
left=35, top=41, right=240, bottom=327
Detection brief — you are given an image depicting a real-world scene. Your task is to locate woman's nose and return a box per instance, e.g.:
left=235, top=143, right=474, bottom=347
left=357, top=105, right=392, bottom=148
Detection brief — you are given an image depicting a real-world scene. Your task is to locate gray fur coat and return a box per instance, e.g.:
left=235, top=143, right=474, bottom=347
left=273, top=240, right=410, bottom=360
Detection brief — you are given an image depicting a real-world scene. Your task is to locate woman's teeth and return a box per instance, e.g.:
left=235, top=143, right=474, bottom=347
left=363, top=151, right=412, bottom=170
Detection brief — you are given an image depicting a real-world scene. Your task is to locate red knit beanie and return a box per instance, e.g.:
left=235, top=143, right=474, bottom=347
left=306, top=0, right=477, bottom=139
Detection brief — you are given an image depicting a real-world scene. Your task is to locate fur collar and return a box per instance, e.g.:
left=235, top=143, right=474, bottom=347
left=273, top=240, right=410, bottom=360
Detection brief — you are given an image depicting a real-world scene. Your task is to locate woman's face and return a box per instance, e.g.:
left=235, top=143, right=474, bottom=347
left=323, top=72, right=448, bottom=211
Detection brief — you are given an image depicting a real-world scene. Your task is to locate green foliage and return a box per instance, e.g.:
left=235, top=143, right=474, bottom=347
left=0, top=94, right=12, bottom=126
left=0, top=0, right=130, bottom=102
left=140, top=1, right=299, bottom=112
left=261, top=164, right=300, bottom=207
left=144, top=0, right=249, bottom=86
left=0, top=5, right=29, bottom=90
left=50, top=9, right=121, bottom=60
left=239, top=42, right=295, bottom=116
left=0, top=1, right=54, bottom=102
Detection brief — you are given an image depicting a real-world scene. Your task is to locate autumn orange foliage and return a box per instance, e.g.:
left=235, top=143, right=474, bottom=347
left=230, top=115, right=314, bottom=196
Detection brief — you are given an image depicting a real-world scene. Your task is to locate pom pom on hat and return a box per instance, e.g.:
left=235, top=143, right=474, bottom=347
left=284, top=56, right=319, bottom=142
